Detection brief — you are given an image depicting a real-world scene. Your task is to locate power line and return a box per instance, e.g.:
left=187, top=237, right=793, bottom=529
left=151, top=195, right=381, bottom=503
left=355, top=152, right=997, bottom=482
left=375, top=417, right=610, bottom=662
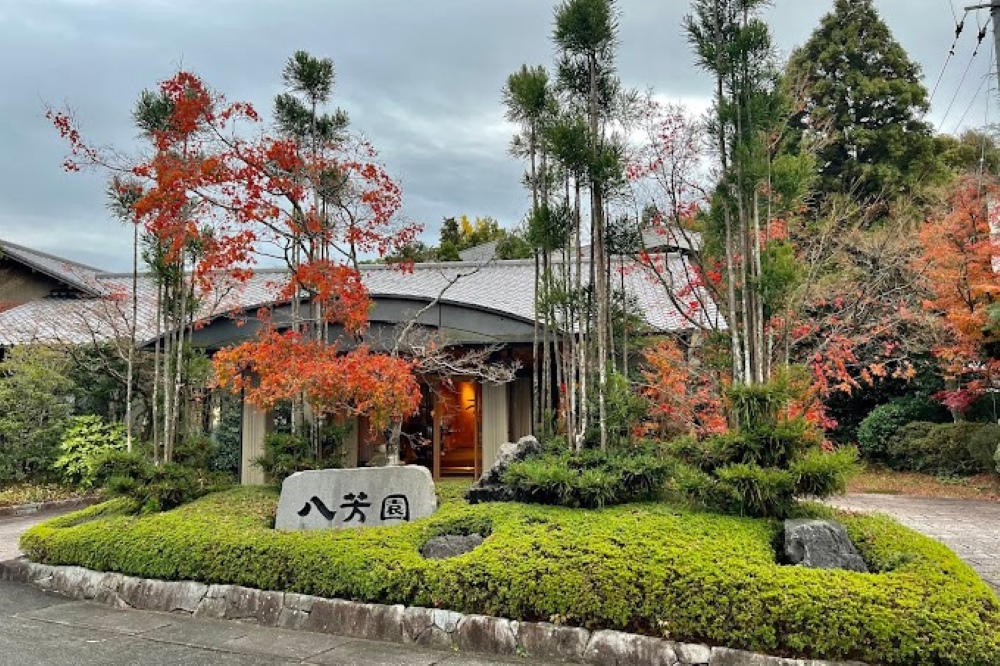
left=930, top=12, right=967, bottom=104
left=952, top=69, right=989, bottom=133
left=939, top=22, right=990, bottom=129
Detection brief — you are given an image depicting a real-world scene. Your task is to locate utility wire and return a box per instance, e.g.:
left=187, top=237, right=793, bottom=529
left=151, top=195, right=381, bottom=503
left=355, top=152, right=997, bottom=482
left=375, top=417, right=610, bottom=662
left=952, top=69, right=989, bottom=133
left=930, top=12, right=967, bottom=104
left=979, top=43, right=994, bottom=183
left=939, top=22, right=990, bottom=129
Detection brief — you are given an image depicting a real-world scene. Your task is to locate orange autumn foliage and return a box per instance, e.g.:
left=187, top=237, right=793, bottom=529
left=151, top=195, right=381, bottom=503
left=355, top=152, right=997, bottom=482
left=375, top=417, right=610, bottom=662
left=51, top=70, right=423, bottom=428
left=213, top=330, right=420, bottom=431
left=639, top=339, right=727, bottom=439
left=915, top=177, right=1000, bottom=399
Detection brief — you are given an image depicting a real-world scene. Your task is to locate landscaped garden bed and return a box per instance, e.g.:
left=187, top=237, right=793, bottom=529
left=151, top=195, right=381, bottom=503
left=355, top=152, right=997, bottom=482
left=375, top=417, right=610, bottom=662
left=0, top=483, right=99, bottom=509
left=20, top=484, right=1000, bottom=665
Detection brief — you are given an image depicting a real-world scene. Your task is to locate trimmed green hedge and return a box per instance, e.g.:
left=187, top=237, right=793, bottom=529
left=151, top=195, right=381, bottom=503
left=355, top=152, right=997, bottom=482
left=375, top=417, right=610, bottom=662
left=20, top=488, right=1000, bottom=665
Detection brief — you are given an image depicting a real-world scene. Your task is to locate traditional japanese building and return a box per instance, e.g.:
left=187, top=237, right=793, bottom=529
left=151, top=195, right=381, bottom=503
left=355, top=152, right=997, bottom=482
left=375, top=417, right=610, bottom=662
left=0, top=236, right=722, bottom=483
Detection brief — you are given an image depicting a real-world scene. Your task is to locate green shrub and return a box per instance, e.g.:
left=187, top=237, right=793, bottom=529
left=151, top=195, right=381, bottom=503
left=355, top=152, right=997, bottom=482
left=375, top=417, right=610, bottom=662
left=886, top=422, right=995, bottom=476
left=210, top=393, right=242, bottom=476
left=174, top=433, right=215, bottom=472
left=20, top=488, right=1000, bottom=665
left=710, top=464, right=795, bottom=517
left=254, top=432, right=318, bottom=486
left=92, top=451, right=231, bottom=514
left=967, top=424, right=1000, bottom=473
left=790, top=446, right=857, bottom=497
left=503, top=449, right=674, bottom=508
left=885, top=421, right=936, bottom=470
left=662, top=376, right=857, bottom=518
left=52, top=415, right=127, bottom=488
left=857, top=398, right=949, bottom=463
left=90, top=450, right=149, bottom=488
left=0, top=346, right=74, bottom=484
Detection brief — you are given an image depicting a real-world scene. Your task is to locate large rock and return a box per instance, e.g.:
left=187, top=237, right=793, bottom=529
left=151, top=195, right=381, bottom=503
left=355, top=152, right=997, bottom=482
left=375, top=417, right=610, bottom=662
left=783, top=519, right=868, bottom=573
left=466, top=435, right=541, bottom=503
left=275, top=466, right=436, bottom=530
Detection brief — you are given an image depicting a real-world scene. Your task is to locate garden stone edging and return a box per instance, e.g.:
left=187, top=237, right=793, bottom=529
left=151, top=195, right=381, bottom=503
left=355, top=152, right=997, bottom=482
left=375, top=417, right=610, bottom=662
left=0, top=558, right=867, bottom=666
left=0, top=497, right=101, bottom=518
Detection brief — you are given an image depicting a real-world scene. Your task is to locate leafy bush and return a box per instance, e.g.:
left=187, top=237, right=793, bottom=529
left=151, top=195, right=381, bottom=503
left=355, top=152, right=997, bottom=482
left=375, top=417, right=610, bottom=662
left=52, top=416, right=126, bottom=488
left=663, top=376, right=858, bottom=518
left=600, top=370, right=649, bottom=450
left=885, top=421, right=936, bottom=470
left=0, top=346, right=75, bottom=484
left=21, top=488, right=1000, bottom=665
left=254, top=432, right=319, bottom=486
left=92, top=451, right=231, bottom=513
left=790, top=446, right=857, bottom=497
left=710, top=464, right=796, bottom=518
left=856, top=398, right=949, bottom=463
left=885, top=421, right=997, bottom=476
left=173, top=433, right=215, bottom=472
left=967, top=424, right=1000, bottom=473
left=503, top=449, right=674, bottom=508
left=210, top=394, right=242, bottom=476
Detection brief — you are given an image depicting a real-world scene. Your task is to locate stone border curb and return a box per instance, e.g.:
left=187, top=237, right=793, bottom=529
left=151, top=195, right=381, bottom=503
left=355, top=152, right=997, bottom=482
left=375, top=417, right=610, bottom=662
left=0, top=496, right=101, bottom=518
left=0, top=559, right=867, bottom=666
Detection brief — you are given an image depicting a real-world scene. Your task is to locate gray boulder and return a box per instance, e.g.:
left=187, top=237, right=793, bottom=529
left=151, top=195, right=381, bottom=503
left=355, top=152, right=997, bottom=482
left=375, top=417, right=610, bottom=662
left=420, top=534, right=484, bottom=560
left=466, top=435, right=541, bottom=504
left=783, top=519, right=869, bottom=573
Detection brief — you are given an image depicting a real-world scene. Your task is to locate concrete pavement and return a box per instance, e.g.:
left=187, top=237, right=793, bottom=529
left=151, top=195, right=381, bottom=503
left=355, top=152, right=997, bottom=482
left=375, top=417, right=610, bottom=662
left=0, top=579, right=551, bottom=665
left=827, top=493, right=1000, bottom=594
left=0, top=508, right=77, bottom=561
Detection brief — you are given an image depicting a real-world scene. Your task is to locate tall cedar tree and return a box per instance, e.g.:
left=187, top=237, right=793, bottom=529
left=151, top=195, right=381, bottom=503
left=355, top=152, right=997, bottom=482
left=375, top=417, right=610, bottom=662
left=786, top=0, right=944, bottom=212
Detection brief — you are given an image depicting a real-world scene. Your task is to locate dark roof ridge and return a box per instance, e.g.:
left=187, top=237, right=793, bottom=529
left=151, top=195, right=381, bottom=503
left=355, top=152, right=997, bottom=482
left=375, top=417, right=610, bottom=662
left=0, top=238, right=105, bottom=296
left=0, top=238, right=105, bottom=273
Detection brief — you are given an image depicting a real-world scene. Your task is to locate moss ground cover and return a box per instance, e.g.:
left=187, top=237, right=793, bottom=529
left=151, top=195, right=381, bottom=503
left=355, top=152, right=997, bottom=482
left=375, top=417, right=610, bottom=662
left=20, top=487, right=1000, bottom=665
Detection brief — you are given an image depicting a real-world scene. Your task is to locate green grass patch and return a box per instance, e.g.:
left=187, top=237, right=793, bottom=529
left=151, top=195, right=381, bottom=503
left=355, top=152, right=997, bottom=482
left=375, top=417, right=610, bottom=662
left=20, top=487, right=1000, bottom=665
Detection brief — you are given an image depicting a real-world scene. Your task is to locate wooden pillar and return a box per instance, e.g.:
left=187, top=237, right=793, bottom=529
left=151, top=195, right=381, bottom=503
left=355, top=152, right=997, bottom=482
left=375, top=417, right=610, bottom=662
left=240, top=401, right=267, bottom=486
left=481, top=381, right=508, bottom=476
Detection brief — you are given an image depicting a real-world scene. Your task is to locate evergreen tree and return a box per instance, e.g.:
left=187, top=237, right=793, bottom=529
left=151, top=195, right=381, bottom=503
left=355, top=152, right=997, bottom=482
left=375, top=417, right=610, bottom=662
left=686, top=0, right=814, bottom=388
left=553, top=0, right=621, bottom=449
left=786, top=0, right=944, bottom=209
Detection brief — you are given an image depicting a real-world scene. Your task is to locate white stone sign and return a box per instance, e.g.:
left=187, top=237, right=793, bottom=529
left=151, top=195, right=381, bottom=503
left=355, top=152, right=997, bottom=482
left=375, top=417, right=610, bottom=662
left=275, top=466, right=437, bottom=530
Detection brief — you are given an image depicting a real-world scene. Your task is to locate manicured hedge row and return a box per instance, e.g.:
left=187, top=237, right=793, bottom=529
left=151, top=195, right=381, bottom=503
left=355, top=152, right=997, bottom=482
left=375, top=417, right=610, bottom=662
left=21, top=488, right=1000, bottom=665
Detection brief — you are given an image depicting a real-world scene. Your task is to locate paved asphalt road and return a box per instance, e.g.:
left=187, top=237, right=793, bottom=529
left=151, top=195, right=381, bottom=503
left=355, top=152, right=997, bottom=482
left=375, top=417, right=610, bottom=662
left=0, top=509, right=561, bottom=666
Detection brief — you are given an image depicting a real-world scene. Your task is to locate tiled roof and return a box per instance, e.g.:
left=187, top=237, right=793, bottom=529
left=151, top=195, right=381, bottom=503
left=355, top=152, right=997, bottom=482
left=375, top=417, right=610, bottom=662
left=0, top=252, right=723, bottom=347
left=0, top=238, right=104, bottom=296
left=457, top=240, right=501, bottom=263
left=642, top=227, right=703, bottom=253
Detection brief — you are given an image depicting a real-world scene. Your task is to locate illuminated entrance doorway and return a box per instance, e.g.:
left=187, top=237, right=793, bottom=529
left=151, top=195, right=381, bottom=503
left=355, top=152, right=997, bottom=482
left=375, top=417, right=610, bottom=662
left=435, top=379, right=480, bottom=477
left=398, top=379, right=480, bottom=479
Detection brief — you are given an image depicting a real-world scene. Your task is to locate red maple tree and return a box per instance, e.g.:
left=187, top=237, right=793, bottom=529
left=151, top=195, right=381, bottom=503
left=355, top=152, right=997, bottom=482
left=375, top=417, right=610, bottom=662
left=51, top=70, right=422, bottom=441
left=914, top=176, right=1000, bottom=411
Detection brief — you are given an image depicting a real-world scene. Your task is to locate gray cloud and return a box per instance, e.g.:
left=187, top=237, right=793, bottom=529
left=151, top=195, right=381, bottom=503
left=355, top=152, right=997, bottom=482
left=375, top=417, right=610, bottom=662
left=0, top=0, right=991, bottom=271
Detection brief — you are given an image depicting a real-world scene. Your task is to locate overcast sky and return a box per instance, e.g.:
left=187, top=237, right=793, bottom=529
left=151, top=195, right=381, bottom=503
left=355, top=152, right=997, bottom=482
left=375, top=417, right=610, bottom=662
left=0, top=0, right=993, bottom=271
